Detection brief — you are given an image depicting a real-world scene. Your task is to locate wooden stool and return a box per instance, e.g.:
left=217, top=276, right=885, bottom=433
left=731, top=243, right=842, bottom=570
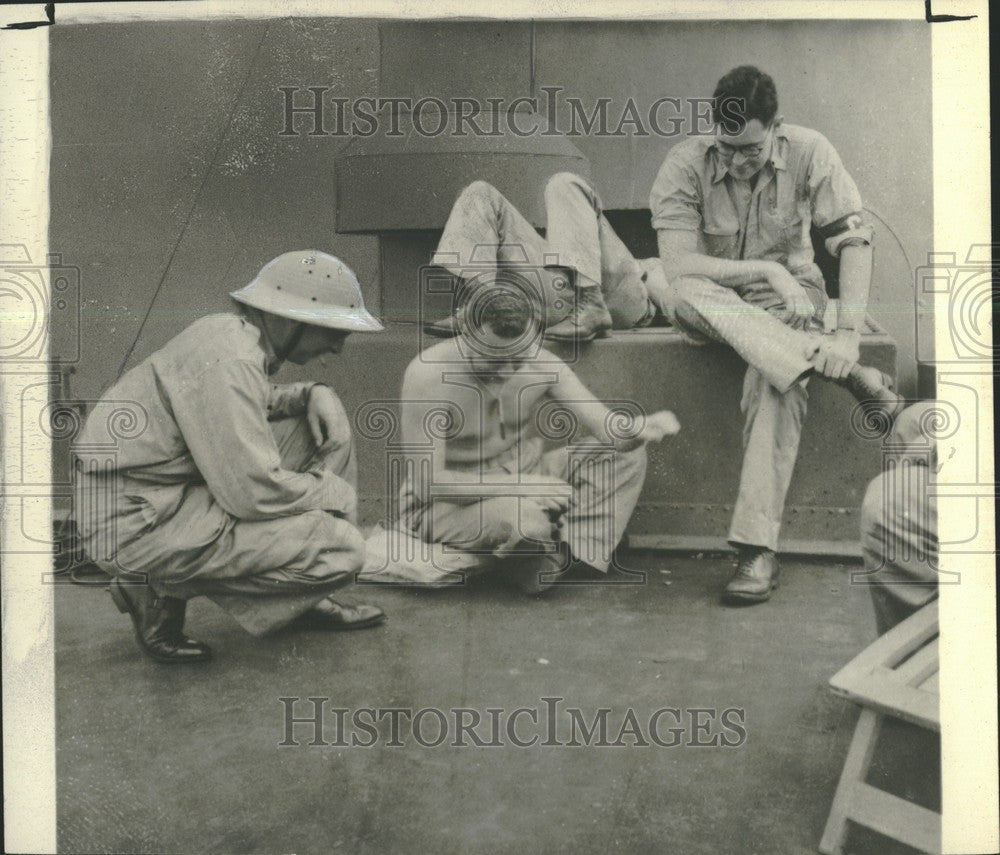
left=820, top=601, right=940, bottom=854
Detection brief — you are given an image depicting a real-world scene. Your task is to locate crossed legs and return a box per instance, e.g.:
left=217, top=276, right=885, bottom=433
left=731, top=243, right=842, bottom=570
left=431, top=174, right=656, bottom=337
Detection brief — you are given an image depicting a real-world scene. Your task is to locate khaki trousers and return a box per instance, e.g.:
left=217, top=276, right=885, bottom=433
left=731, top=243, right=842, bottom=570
left=76, top=415, right=365, bottom=636
left=404, top=439, right=648, bottom=574
left=859, top=464, right=939, bottom=635
left=659, top=275, right=829, bottom=551
left=435, top=172, right=657, bottom=329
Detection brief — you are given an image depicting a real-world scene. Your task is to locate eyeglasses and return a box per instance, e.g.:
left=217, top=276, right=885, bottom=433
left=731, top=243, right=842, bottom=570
left=716, top=141, right=765, bottom=158
left=715, top=126, right=772, bottom=159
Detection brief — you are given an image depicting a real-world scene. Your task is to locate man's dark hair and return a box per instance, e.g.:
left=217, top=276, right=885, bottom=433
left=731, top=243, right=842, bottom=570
left=474, top=286, right=537, bottom=339
left=712, top=65, right=778, bottom=134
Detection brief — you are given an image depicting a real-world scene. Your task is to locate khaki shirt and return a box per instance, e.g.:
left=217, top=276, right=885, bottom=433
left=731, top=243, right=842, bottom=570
left=649, top=123, right=873, bottom=286
left=74, top=313, right=353, bottom=527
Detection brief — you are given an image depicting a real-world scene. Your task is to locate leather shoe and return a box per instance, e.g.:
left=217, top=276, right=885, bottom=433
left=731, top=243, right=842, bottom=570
left=295, top=597, right=386, bottom=630
left=838, top=365, right=906, bottom=431
left=722, top=548, right=780, bottom=604
left=108, top=577, right=212, bottom=663
left=543, top=286, right=612, bottom=342
left=507, top=552, right=564, bottom=594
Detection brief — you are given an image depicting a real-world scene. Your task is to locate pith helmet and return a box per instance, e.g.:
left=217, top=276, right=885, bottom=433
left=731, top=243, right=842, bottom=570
left=230, top=251, right=384, bottom=332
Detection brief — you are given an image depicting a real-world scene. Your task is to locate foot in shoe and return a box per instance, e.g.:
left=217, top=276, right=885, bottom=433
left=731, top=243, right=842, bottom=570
left=840, top=365, right=906, bottom=430
left=108, top=578, right=212, bottom=663
left=296, top=597, right=386, bottom=630
left=543, top=286, right=612, bottom=342
left=507, top=553, right=564, bottom=594
left=722, top=547, right=780, bottom=605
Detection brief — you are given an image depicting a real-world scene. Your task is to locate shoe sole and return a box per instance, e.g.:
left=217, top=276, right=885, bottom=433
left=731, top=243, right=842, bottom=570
left=297, top=613, right=387, bottom=631
left=331, top=614, right=387, bottom=631
left=721, top=578, right=780, bottom=605
left=543, top=329, right=609, bottom=343
left=721, top=591, right=773, bottom=605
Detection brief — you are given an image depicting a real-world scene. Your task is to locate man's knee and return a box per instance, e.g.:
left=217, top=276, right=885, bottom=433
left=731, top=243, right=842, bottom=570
left=461, top=179, right=502, bottom=204
left=545, top=170, right=588, bottom=192
left=479, top=496, right=553, bottom=548
left=272, top=410, right=351, bottom=474
left=617, top=444, right=648, bottom=485
left=544, top=171, right=596, bottom=205
left=310, top=511, right=366, bottom=574
left=315, top=432, right=355, bottom=473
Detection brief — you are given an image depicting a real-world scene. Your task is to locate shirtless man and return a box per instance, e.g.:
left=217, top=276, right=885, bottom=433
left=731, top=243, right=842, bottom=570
left=399, top=282, right=679, bottom=592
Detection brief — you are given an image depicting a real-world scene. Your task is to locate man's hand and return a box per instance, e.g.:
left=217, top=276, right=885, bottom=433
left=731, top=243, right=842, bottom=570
left=613, top=409, right=681, bottom=451
left=811, top=329, right=861, bottom=380
left=638, top=410, right=681, bottom=444
left=307, top=384, right=349, bottom=452
left=766, top=264, right=814, bottom=330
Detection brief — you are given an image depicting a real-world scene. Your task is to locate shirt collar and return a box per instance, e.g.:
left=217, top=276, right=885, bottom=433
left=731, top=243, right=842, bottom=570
left=239, top=306, right=281, bottom=374
left=709, top=125, right=788, bottom=183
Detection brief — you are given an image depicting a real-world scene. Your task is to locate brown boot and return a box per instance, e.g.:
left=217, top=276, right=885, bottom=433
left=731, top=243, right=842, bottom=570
left=543, top=285, right=612, bottom=342
left=837, top=365, right=907, bottom=431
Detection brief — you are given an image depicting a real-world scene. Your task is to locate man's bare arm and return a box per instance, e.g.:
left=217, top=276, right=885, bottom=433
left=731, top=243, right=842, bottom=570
left=812, top=242, right=873, bottom=379
left=656, top=229, right=777, bottom=287
left=835, top=242, right=873, bottom=333
left=657, top=229, right=816, bottom=328
left=545, top=354, right=679, bottom=449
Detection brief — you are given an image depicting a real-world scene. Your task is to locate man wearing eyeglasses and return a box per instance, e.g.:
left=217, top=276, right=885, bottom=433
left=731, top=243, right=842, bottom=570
left=648, top=65, right=902, bottom=605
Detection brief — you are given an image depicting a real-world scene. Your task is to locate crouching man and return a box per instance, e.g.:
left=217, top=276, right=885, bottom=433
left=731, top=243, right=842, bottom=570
left=73, top=251, right=386, bottom=663
left=399, top=282, right=679, bottom=593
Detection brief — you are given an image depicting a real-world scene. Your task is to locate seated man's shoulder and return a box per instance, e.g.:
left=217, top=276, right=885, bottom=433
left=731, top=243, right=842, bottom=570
left=781, top=123, right=836, bottom=154
left=661, top=135, right=712, bottom=167
left=403, top=340, right=458, bottom=387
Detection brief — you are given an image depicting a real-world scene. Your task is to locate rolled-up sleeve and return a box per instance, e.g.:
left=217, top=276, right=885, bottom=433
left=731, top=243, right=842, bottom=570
left=650, top=147, right=703, bottom=233
left=807, top=134, right=875, bottom=256
left=167, top=360, right=355, bottom=520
